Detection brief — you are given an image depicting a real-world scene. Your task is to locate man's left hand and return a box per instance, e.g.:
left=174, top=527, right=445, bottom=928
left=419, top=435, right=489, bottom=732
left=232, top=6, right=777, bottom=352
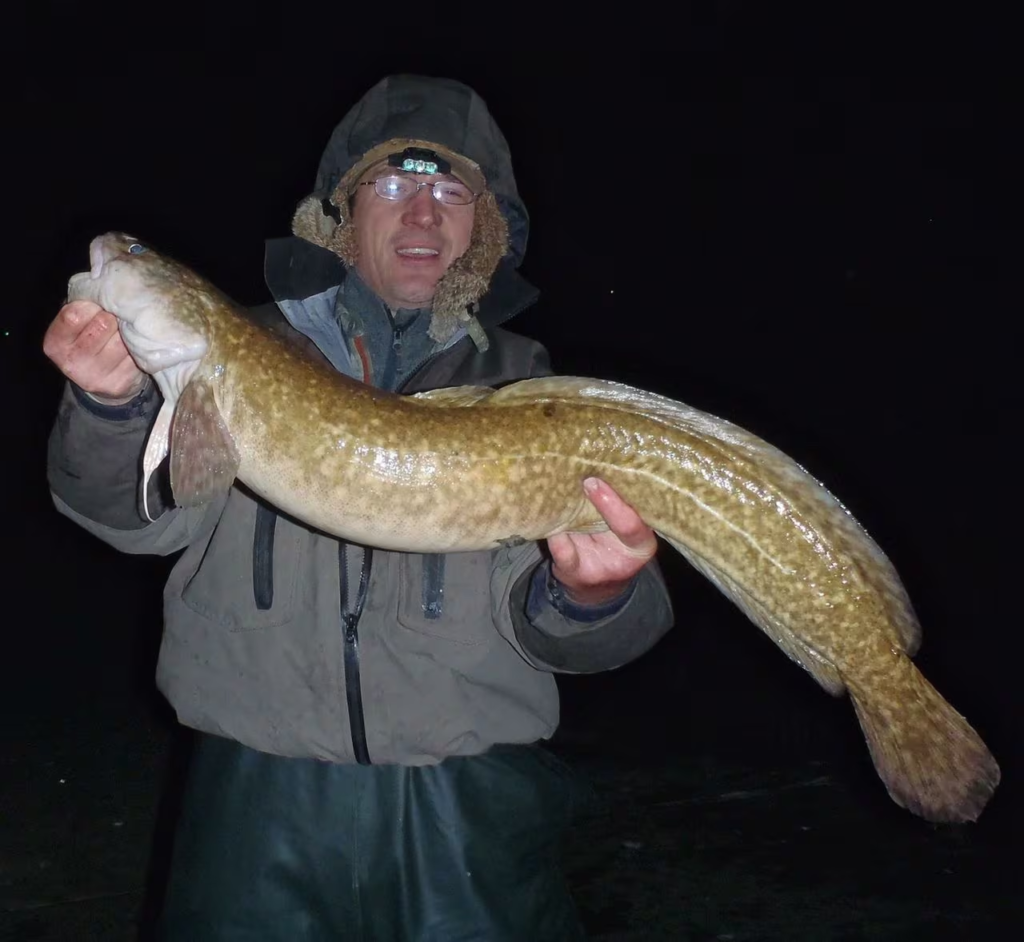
left=546, top=477, right=658, bottom=607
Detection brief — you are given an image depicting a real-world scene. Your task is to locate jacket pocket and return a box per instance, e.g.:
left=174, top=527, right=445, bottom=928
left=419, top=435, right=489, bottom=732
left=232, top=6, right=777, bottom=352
left=181, top=489, right=306, bottom=631
left=395, top=549, right=497, bottom=646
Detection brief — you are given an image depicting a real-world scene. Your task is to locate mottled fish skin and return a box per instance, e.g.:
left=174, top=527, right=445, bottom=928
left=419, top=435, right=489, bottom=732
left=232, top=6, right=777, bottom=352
left=66, top=232, right=1000, bottom=824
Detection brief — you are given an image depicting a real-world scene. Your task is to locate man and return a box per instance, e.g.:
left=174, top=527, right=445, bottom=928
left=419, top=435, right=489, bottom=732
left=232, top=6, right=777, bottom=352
left=44, top=75, right=675, bottom=940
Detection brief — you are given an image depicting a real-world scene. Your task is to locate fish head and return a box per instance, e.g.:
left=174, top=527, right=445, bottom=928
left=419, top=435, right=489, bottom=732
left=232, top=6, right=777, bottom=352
left=67, top=231, right=209, bottom=377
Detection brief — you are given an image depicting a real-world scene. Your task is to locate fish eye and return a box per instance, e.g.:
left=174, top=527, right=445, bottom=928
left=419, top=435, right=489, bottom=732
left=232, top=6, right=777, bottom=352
left=128, top=243, right=147, bottom=255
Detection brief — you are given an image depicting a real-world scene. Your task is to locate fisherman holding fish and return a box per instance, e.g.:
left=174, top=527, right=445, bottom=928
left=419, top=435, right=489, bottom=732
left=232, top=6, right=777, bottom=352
left=43, top=75, right=676, bottom=939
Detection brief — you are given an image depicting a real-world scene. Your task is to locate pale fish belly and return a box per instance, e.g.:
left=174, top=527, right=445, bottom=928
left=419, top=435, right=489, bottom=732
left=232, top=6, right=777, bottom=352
left=235, top=440, right=605, bottom=552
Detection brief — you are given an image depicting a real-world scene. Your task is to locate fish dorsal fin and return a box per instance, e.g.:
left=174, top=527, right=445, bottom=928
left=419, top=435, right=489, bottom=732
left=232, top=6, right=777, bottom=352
left=488, top=377, right=827, bottom=466
left=487, top=375, right=729, bottom=421
left=661, top=535, right=846, bottom=696
left=487, top=376, right=816, bottom=461
left=409, top=385, right=495, bottom=407
left=489, top=376, right=922, bottom=657
left=169, top=379, right=240, bottom=507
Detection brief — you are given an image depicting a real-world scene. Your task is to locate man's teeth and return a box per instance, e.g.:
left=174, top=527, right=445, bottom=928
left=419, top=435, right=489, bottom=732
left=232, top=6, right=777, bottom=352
left=397, top=248, right=439, bottom=256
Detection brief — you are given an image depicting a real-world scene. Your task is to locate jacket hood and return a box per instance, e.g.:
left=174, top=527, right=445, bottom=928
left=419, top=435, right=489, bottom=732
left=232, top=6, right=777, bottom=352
left=289, top=75, right=530, bottom=349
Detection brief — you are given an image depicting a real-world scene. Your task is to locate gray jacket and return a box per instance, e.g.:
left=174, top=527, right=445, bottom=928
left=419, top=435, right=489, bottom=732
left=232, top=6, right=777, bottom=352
left=47, top=255, right=674, bottom=766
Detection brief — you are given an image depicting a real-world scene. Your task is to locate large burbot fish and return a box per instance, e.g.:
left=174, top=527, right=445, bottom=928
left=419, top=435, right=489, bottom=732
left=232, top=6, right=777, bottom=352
left=66, top=231, right=999, bottom=823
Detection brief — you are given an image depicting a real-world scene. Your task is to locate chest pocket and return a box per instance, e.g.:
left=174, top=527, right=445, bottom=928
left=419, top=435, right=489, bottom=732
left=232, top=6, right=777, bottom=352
left=181, top=488, right=306, bottom=631
left=395, top=549, right=497, bottom=646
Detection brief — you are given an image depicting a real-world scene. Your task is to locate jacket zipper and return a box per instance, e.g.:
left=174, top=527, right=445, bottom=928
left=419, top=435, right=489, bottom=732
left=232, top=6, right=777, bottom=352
left=336, top=304, right=525, bottom=762
left=340, top=327, right=376, bottom=767
left=340, top=541, right=373, bottom=764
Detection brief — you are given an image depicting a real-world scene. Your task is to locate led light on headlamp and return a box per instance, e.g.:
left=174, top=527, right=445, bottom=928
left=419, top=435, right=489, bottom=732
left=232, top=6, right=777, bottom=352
left=387, top=146, right=451, bottom=176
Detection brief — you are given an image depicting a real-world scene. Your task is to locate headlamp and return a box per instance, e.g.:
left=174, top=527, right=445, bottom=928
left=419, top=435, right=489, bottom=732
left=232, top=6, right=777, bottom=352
left=387, top=146, right=452, bottom=177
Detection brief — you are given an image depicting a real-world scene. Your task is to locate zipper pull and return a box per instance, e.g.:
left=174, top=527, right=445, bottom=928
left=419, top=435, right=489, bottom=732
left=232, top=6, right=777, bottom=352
left=461, top=303, right=489, bottom=353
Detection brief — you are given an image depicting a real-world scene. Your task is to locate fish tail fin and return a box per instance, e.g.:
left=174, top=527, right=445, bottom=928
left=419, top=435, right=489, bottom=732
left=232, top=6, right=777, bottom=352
left=848, top=660, right=1000, bottom=823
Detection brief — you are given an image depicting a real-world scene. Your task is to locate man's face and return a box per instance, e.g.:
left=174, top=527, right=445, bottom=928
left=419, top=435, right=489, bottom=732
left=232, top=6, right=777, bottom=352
left=350, top=163, right=476, bottom=310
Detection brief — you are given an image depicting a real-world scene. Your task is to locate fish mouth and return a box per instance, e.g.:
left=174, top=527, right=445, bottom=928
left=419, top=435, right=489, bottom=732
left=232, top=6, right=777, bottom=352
left=88, top=236, right=109, bottom=278
left=67, top=235, right=119, bottom=302
left=88, top=232, right=144, bottom=278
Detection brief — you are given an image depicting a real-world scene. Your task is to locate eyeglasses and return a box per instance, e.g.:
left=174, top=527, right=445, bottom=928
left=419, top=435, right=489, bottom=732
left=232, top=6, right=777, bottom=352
left=360, top=174, right=477, bottom=206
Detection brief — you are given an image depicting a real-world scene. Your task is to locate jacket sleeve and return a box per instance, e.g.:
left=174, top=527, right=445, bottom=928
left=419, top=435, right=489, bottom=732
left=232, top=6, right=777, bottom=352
left=505, top=552, right=675, bottom=673
left=47, top=380, right=211, bottom=556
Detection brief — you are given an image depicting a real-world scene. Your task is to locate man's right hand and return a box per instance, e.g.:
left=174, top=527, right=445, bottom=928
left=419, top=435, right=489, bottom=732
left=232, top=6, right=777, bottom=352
left=43, top=301, right=148, bottom=404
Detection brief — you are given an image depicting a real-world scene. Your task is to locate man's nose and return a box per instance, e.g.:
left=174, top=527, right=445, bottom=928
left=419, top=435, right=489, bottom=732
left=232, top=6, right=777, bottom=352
left=401, top=186, right=442, bottom=228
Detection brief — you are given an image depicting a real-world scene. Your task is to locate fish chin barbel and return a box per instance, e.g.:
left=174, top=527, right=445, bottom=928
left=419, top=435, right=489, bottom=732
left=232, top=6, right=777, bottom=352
left=66, top=231, right=1001, bottom=824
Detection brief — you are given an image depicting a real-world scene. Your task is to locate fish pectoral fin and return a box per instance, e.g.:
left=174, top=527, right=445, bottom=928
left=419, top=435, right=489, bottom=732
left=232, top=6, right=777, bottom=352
left=660, top=534, right=846, bottom=696
left=408, top=385, right=495, bottom=407
left=141, top=400, right=174, bottom=522
left=169, top=379, right=240, bottom=507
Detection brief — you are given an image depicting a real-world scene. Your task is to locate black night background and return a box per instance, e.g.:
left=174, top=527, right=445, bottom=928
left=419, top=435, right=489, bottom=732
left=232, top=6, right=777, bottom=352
left=3, top=43, right=1021, bottom=941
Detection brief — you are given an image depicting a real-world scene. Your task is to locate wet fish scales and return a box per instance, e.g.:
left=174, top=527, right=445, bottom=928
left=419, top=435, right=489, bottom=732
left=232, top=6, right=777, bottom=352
left=65, top=232, right=1000, bottom=823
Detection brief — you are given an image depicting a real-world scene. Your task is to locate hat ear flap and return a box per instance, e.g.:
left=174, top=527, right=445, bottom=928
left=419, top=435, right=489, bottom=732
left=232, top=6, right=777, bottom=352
left=291, top=194, right=339, bottom=249
left=427, top=189, right=509, bottom=347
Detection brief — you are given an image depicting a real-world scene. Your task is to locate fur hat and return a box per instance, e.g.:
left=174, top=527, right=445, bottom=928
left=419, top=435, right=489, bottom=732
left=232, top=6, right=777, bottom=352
left=290, top=76, right=529, bottom=349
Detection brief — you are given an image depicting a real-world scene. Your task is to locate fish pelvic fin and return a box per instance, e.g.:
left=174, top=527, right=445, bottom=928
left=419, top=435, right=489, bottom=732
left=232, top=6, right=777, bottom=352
left=169, top=378, right=240, bottom=507
left=847, top=659, right=1000, bottom=823
left=661, top=536, right=846, bottom=696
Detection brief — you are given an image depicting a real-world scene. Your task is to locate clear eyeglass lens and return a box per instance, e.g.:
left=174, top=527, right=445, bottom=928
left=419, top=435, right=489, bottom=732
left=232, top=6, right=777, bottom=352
left=377, top=176, right=411, bottom=200
left=373, top=175, right=473, bottom=205
left=433, top=181, right=473, bottom=205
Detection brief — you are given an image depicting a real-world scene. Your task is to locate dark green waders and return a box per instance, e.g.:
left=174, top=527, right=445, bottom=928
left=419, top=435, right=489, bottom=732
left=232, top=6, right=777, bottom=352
left=155, top=733, right=591, bottom=941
